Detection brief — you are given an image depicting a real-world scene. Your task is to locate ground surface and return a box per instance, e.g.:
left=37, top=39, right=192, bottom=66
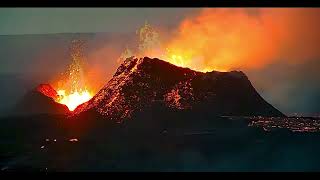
left=1, top=114, right=320, bottom=171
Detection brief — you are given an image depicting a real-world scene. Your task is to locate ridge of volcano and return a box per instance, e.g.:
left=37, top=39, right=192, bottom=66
left=72, top=57, right=284, bottom=122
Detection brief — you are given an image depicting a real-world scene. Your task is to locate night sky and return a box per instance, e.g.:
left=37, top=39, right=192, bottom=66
left=0, top=8, right=199, bottom=35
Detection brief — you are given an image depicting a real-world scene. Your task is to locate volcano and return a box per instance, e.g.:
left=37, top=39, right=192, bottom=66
left=72, top=57, right=284, bottom=122
left=13, top=84, right=69, bottom=115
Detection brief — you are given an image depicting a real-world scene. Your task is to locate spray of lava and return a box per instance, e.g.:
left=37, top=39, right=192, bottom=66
left=119, top=21, right=227, bottom=72
left=120, top=9, right=320, bottom=73
left=54, top=40, right=93, bottom=111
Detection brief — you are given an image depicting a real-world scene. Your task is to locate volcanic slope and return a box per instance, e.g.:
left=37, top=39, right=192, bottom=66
left=72, top=57, right=284, bottom=122
left=13, top=84, right=69, bottom=115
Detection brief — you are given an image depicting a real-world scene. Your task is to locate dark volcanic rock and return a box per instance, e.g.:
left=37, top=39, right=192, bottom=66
left=36, top=84, right=59, bottom=100
left=73, top=57, right=284, bottom=122
left=13, top=84, right=69, bottom=115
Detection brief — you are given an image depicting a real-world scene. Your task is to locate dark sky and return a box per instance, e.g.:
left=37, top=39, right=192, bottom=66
left=0, top=8, right=199, bottom=35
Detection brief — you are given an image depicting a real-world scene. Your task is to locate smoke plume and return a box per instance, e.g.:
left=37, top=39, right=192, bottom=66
left=163, top=8, right=320, bottom=71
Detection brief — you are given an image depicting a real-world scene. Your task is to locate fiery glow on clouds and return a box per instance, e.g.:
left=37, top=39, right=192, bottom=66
left=41, top=8, right=320, bottom=114
left=122, top=8, right=320, bottom=72
left=46, top=8, right=320, bottom=111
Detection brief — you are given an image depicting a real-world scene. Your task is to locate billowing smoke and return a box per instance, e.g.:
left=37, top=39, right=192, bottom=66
left=163, top=8, right=320, bottom=71
left=102, top=8, right=319, bottom=115
left=80, top=8, right=320, bottom=115
left=171, top=8, right=320, bottom=115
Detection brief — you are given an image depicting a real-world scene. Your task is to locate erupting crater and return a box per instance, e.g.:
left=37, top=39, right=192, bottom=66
left=37, top=84, right=94, bottom=112
left=50, top=39, right=95, bottom=111
left=55, top=89, right=93, bottom=111
left=14, top=56, right=284, bottom=119
left=71, top=56, right=284, bottom=122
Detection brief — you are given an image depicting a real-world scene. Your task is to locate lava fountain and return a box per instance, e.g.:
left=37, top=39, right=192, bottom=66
left=123, top=21, right=228, bottom=73
left=53, top=40, right=94, bottom=111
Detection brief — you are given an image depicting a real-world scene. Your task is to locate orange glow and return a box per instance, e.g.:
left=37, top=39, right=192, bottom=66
left=163, top=49, right=193, bottom=69
left=51, top=40, right=94, bottom=111
left=161, top=48, right=228, bottom=72
left=131, top=9, right=320, bottom=72
left=161, top=8, right=279, bottom=72
left=56, top=90, right=92, bottom=111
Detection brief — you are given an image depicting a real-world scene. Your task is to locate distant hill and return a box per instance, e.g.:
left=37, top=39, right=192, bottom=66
left=13, top=84, right=69, bottom=116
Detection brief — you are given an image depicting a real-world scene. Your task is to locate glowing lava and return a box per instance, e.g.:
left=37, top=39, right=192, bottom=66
left=126, top=22, right=229, bottom=73
left=52, top=39, right=94, bottom=111
left=57, top=90, right=92, bottom=111
left=162, top=48, right=228, bottom=72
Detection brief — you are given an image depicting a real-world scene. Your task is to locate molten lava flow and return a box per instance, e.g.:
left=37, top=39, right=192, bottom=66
left=57, top=90, right=92, bottom=111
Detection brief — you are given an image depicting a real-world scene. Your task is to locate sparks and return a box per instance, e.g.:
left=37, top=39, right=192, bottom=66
left=52, top=40, right=94, bottom=111
left=126, top=23, right=229, bottom=73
